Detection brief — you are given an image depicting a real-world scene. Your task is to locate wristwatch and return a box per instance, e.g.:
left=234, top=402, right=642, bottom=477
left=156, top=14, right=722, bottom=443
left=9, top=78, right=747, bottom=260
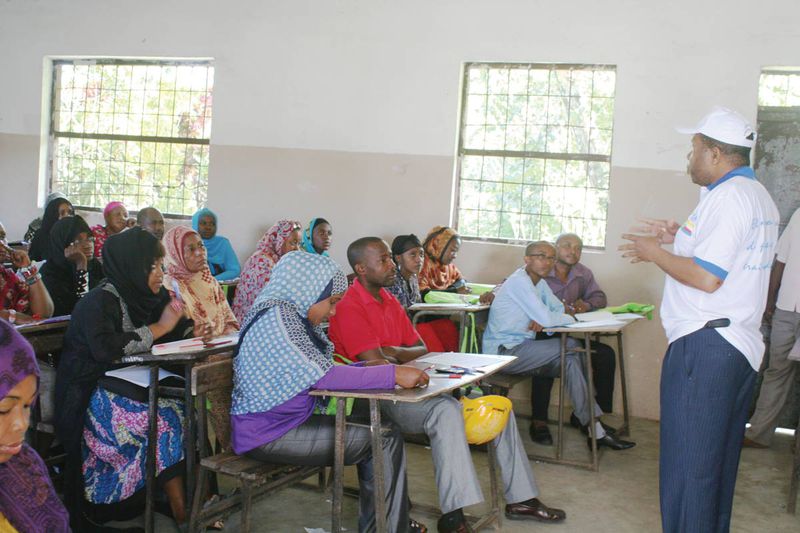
left=7, top=309, right=16, bottom=324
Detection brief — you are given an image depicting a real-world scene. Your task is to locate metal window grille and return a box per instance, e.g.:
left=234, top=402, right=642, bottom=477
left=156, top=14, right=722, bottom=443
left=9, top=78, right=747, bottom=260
left=759, top=69, right=800, bottom=107
left=48, top=59, right=214, bottom=216
left=454, top=63, right=616, bottom=248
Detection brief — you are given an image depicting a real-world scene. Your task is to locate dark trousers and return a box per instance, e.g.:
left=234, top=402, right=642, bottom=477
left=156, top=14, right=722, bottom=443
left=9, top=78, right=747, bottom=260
left=530, top=340, right=616, bottom=420
left=659, top=328, right=756, bottom=533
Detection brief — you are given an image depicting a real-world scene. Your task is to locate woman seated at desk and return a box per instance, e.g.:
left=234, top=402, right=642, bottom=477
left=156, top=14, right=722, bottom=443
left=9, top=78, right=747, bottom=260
left=0, top=320, right=70, bottom=532
left=55, top=227, right=192, bottom=530
left=389, top=234, right=458, bottom=353
left=231, top=251, right=428, bottom=533
left=232, top=219, right=302, bottom=322
left=164, top=224, right=239, bottom=452
left=1, top=220, right=54, bottom=324
left=41, top=215, right=104, bottom=316
left=192, top=208, right=241, bottom=282
left=301, top=217, right=333, bottom=256
left=27, top=193, right=74, bottom=262
left=418, top=225, right=470, bottom=297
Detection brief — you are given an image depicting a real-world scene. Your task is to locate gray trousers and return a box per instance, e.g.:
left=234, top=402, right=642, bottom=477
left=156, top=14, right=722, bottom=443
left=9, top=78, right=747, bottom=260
left=746, top=308, right=800, bottom=446
left=499, top=337, right=603, bottom=425
left=380, top=395, right=538, bottom=514
left=246, top=414, right=410, bottom=533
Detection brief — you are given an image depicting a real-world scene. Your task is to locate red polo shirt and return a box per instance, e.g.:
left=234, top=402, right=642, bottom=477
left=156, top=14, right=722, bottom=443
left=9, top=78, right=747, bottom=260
left=329, top=278, right=422, bottom=362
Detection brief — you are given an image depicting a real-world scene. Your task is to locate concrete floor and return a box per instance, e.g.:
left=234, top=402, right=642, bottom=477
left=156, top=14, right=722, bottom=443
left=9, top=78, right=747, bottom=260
left=140, top=415, right=798, bottom=532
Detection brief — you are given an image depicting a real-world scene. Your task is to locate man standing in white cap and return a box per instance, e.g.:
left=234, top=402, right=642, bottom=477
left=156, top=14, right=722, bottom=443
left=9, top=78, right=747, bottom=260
left=620, top=106, right=779, bottom=533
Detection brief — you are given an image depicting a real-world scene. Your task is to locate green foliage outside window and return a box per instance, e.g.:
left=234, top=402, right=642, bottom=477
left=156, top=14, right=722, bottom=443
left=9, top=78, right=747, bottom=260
left=456, top=63, right=616, bottom=248
left=49, top=60, right=214, bottom=216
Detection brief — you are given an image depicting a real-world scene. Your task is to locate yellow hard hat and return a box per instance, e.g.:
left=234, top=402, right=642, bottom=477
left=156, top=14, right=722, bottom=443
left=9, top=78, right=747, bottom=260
left=460, top=395, right=512, bottom=445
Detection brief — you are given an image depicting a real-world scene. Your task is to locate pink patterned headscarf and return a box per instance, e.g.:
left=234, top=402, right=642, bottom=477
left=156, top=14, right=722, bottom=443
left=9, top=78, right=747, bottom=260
left=103, top=201, right=126, bottom=217
left=232, top=220, right=301, bottom=321
left=163, top=225, right=239, bottom=337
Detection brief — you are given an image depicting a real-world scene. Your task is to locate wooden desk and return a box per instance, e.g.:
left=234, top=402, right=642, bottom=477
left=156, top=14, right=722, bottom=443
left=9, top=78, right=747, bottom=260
left=536, top=317, right=641, bottom=471
left=16, top=316, right=70, bottom=361
left=311, top=352, right=516, bottom=533
left=409, top=303, right=490, bottom=352
left=120, top=344, right=236, bottom=533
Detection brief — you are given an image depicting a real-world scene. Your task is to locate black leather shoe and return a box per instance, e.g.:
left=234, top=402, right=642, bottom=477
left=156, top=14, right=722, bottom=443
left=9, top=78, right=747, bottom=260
left=589, top=433, right=635, bottom=451
left=505, top=498, right=566, bottom=522
left=571, top=412, right=617, bottom=435
left=437, top=513, right=474, bottom=533
left=529, top=423, right=553, bottom=446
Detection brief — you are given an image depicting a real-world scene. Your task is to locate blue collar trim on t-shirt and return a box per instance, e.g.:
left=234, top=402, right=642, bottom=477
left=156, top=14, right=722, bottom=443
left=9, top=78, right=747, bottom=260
left=706, top=166, right=755, bottom=191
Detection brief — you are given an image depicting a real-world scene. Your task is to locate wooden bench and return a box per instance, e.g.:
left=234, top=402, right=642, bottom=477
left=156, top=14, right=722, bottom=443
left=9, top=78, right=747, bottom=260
left=481, top=373, right=528, bottom=397
left=188, top=358, right=323, bottom=532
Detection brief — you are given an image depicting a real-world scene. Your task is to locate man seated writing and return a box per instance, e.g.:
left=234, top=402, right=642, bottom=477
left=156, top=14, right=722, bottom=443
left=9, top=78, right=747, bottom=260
left=328, top=237, right=566, bottom=533
left=483, top=241, right=635, bottom=450
left=535, top=233, right=618, bottom=443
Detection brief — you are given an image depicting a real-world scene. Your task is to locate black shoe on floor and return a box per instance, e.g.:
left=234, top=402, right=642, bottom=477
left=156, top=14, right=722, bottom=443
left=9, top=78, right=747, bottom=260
left=570, top=412, right=617, bottom=435
left=588, top=433, right=636, bottom=451
left=529, top=423, right=553, bottom=446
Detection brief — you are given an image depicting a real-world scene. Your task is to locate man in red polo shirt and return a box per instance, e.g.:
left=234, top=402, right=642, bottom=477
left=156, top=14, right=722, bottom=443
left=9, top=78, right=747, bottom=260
left=328, top=237, right=567, bottom=533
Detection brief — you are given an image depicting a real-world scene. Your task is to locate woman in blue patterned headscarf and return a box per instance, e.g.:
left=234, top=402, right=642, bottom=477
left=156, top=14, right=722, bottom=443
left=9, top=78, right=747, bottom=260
left=231, top=251, right=428, bottom=533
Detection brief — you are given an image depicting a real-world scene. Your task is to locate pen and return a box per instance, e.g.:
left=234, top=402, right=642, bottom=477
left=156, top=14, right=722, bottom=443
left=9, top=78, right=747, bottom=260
left=430, top=375, right=462, bottom=379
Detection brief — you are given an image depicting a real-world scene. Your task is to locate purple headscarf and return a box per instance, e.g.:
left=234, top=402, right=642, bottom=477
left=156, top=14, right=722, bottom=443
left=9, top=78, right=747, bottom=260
left=0, top=320, right=70, bottom=532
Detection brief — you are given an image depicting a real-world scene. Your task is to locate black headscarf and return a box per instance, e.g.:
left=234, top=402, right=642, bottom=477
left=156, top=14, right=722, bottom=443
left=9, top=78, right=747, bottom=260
left=391, top=234, right=422, bottom=258
left=41, top=215, right=92, bottom=281
left=28, top=195, right=73, bottom=261
left=102, top=227, right=168, bottom=327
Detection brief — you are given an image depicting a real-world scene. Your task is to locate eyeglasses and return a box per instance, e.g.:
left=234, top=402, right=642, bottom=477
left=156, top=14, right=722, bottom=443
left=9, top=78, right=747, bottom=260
left=527, top=253, right=556, bottom=261
left=72, top=237, right=95, bottom=246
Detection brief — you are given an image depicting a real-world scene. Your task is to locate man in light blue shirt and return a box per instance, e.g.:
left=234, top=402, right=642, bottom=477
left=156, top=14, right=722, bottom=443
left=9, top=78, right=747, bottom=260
left=484, top=241, right=635, bottom=451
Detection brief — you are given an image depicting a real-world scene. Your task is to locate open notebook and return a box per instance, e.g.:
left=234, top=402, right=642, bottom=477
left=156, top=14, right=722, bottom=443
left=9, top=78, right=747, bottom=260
left=151, top=333, right=239, bottom=355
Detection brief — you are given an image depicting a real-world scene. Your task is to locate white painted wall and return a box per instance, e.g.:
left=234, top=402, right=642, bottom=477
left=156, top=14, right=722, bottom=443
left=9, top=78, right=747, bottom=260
left=0, top=0, right=793, bottom=419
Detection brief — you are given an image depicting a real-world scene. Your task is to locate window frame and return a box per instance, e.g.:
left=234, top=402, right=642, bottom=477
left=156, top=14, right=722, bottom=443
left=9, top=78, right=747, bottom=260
left=45, top=57, right=214, bottom=218
left=452, top=61, right=616, bottom=249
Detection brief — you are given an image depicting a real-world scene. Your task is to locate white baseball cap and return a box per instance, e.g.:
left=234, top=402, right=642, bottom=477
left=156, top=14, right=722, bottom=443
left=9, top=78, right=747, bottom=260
left=676, top=106, right=756, bottom=148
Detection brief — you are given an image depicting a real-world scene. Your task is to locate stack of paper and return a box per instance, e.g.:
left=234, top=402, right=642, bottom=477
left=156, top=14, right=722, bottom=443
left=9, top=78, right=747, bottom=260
left=152, top=333, right=239, bottom=355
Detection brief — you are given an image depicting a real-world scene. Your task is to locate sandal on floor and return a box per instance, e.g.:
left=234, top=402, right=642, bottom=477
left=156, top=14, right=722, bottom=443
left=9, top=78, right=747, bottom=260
left=409, top=518, right=428, bottom=533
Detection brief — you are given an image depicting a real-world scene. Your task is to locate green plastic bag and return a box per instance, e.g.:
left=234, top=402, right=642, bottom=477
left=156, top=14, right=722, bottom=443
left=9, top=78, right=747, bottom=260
left=424, top=290, right=480, bottom=305
left=466, top=283, right=495, bottom=295
left=315, top=353, right=355, bottom=416
left=605, top=302, right=656, bottom=320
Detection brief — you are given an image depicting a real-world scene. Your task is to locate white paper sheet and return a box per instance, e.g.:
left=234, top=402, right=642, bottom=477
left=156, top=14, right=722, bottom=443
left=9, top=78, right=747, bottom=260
left=105, top=365, right=182, bottom=388
left=575, top=311, right=614, bottom=322
left=562, top=319, right=627, bottom=329
left=415, top=352, right=507, bottom=369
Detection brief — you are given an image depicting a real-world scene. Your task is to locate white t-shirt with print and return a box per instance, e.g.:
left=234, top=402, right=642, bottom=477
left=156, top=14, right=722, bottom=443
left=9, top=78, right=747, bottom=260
left=661, top=172, right=779, bottom=370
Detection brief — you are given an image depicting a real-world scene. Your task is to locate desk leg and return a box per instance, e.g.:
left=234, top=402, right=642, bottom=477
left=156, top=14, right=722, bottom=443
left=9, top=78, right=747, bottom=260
left=145, top=365, right=159, bottom=533
left=556, top=333, right=567, bottom=461
left=584, top=333, right=599, bottom=472
left=616, top=332, right=631, bottom=437
left=184, top=363, right=196, bottom=511
left=488, top=441, right=501, bottom=531
left=788, top=417, right=800, bottom=514
left=369, top=399, right=388, bottom=533
left=458, top=311, right=467, bottom=351
left=332, top=398, right=345, bottom=533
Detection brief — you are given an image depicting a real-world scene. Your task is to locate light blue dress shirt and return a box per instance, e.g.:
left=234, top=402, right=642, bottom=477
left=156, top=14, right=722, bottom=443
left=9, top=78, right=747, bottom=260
left=483, top=267, right=575, bottom=354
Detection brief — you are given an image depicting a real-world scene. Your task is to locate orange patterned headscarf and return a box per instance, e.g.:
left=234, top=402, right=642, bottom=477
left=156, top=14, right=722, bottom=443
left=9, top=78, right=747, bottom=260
left=163, top=225, right=239, bottom=337
left=418, top=226, right=463, bottom=291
